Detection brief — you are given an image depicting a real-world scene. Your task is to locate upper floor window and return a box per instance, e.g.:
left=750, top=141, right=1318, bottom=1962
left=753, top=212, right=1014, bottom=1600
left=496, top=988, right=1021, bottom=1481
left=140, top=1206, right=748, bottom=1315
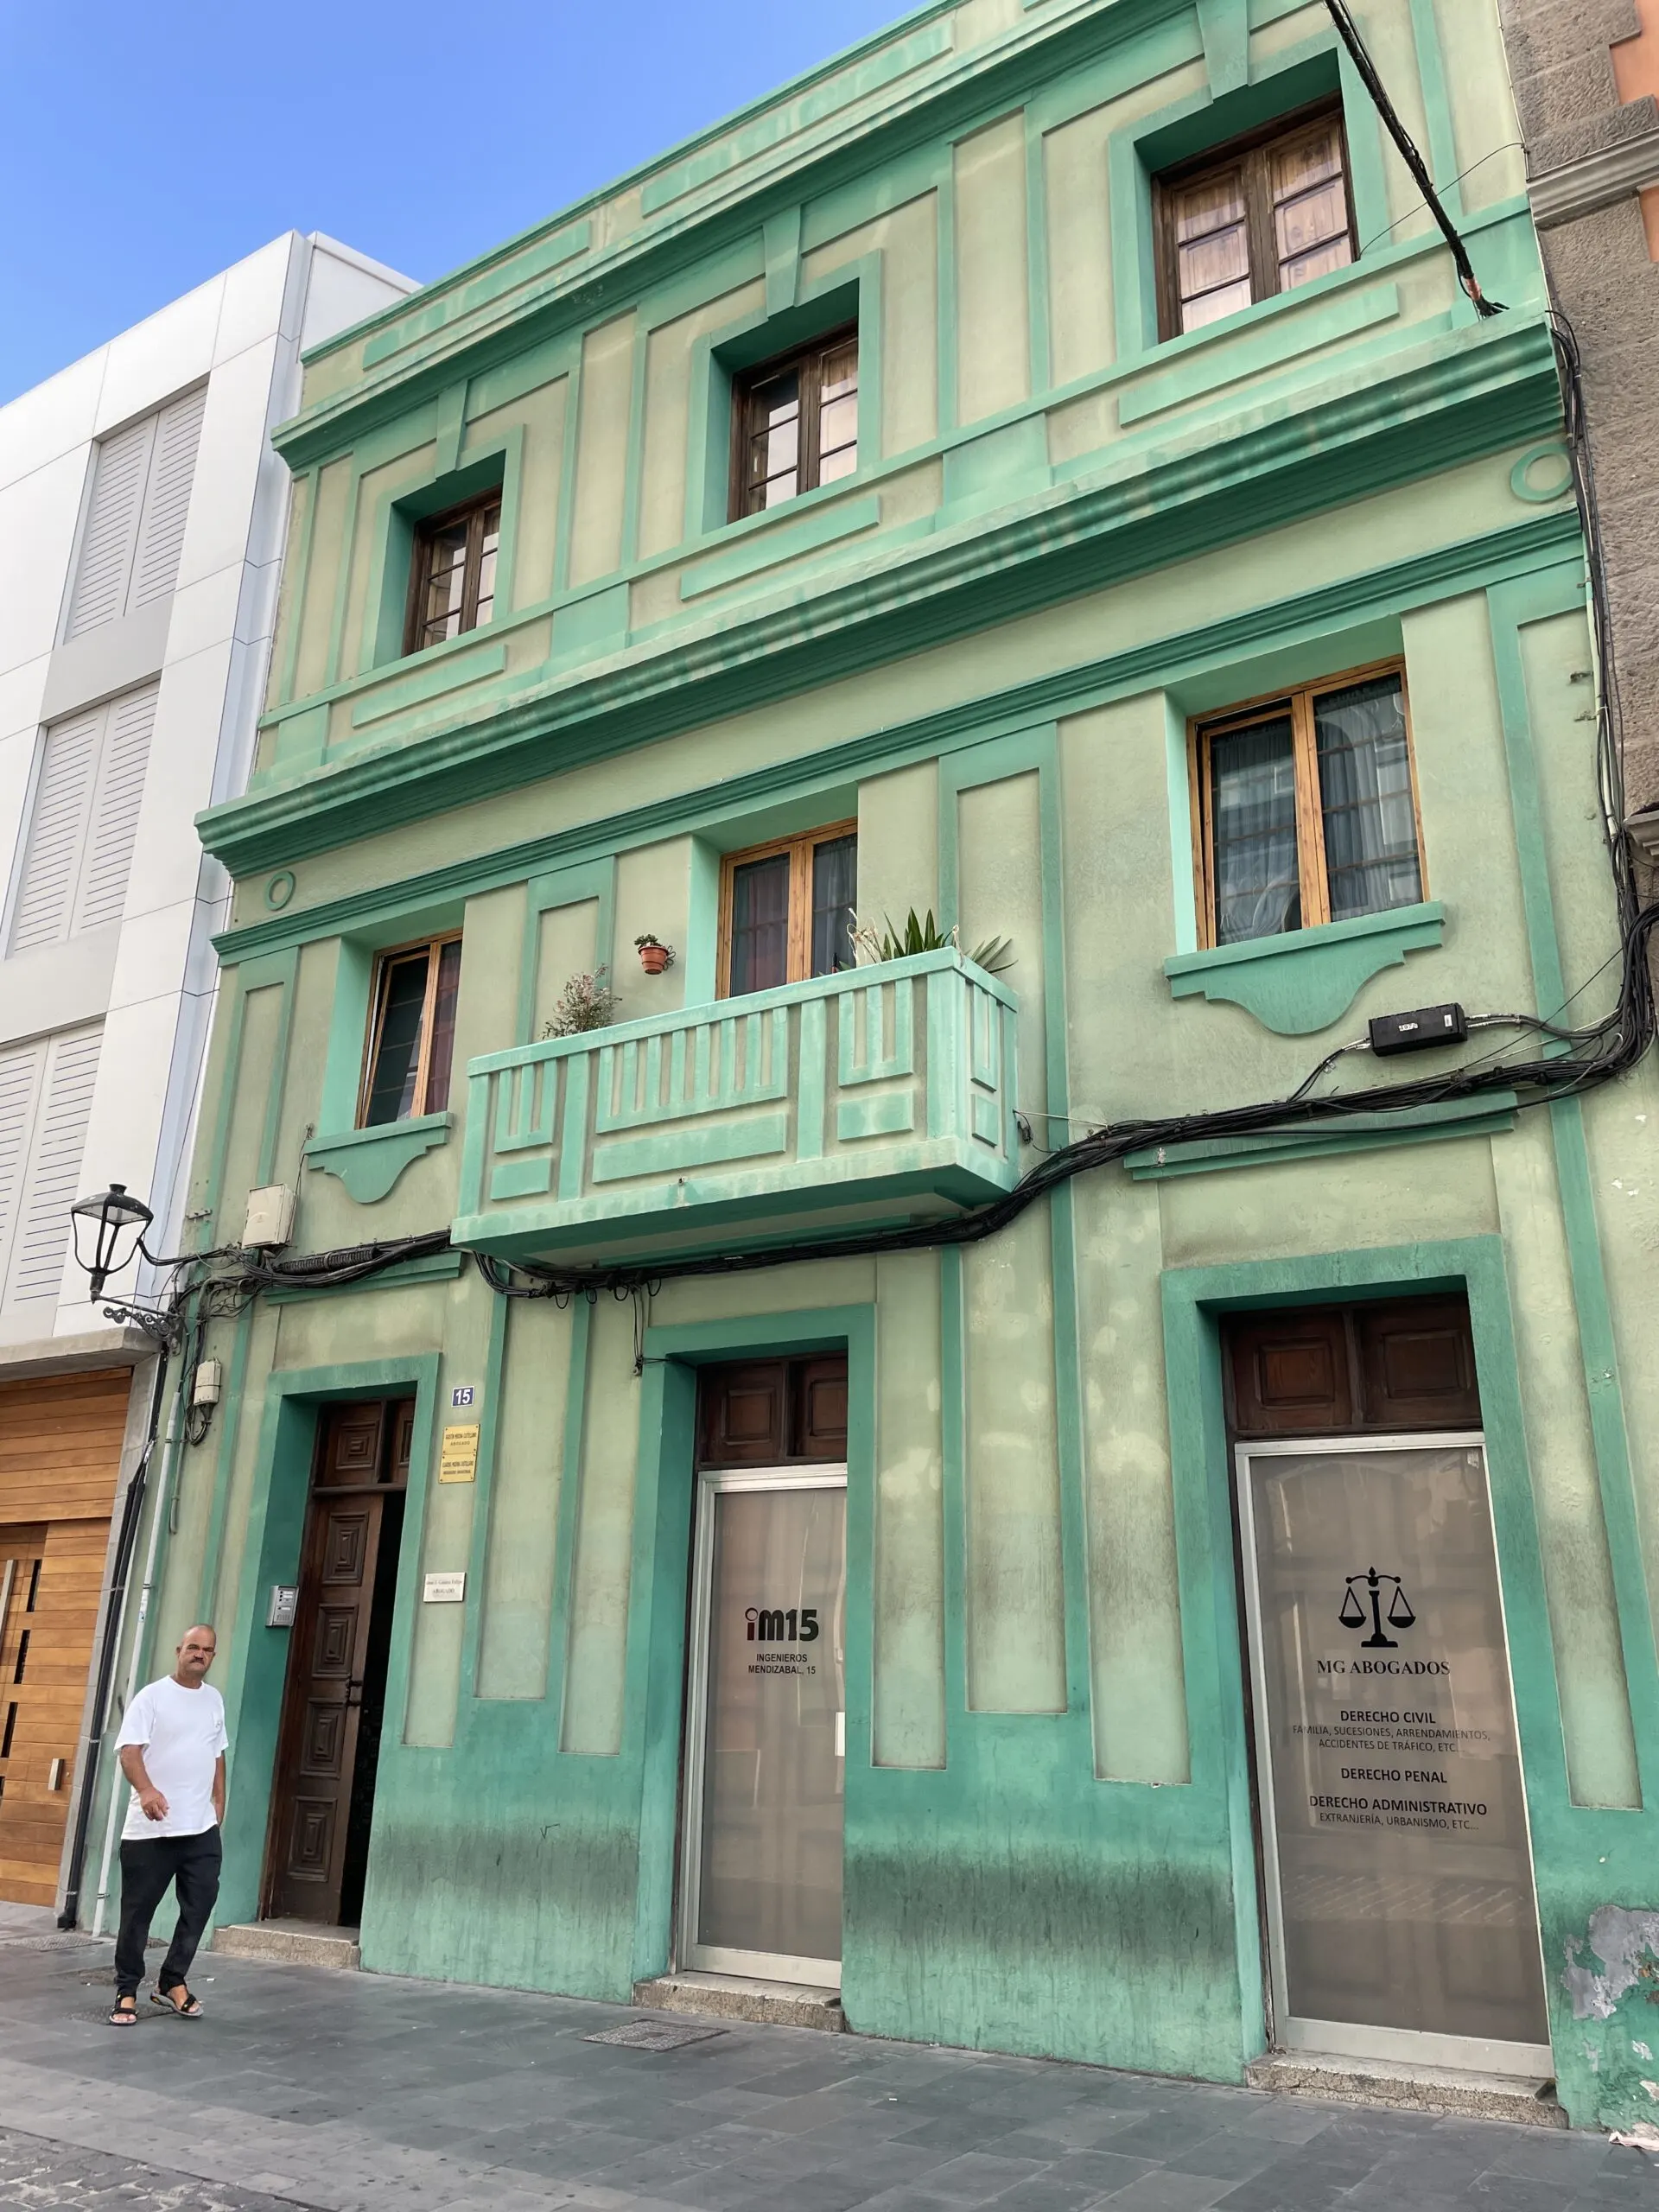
left=404, top=493, right=500, bottom=655
left=1155, top=105, right=1355, bottom=340
left=719, top=823, right=857, bottom=997
left=731, top=328, right=859, bottom=520
left=359, top=934, right=461, bottom=1125
left=1193, top=667, right=1421, bottom=947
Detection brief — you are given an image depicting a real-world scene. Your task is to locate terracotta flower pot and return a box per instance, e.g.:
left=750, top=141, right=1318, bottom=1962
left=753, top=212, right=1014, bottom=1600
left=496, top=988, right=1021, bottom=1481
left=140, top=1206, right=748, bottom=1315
left=639, top=944, right=671, bottom=975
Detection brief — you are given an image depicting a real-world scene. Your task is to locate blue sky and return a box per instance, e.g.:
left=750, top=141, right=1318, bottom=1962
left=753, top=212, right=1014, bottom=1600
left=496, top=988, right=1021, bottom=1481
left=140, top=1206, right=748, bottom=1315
left=0, top=0, right=909, bottom=404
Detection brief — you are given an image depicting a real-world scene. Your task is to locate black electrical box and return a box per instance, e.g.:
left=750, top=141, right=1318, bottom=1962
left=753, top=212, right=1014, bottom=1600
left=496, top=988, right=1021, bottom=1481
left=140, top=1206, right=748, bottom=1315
left=1369, top=1002, right=1469, bottom=1056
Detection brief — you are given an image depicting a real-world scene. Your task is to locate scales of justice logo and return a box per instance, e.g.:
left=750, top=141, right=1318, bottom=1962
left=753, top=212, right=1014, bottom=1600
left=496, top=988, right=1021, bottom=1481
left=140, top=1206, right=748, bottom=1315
left=1340, top=1567, right=1415, bottom=1649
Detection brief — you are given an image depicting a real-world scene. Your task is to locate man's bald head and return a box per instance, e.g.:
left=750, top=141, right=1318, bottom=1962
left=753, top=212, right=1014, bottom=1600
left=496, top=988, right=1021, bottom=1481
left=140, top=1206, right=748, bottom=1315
left=174, top=1624, right=218, bottom=1685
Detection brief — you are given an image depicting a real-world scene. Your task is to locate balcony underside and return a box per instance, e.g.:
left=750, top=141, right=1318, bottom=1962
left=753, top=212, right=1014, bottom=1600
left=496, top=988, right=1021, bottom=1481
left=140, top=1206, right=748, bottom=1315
left=454, top=1141, right=1008, bottom=1268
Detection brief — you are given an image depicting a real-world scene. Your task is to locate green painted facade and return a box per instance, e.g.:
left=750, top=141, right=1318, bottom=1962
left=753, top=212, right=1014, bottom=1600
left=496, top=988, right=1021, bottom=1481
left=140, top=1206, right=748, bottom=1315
left=99, top=0, right=1659, bottom=2131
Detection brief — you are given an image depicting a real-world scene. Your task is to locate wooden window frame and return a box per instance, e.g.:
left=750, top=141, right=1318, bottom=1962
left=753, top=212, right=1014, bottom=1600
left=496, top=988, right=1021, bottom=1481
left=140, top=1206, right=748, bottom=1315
left=1153, top=98, right=1357, bottom=344
left=1187, top=658, right=1424, bottom=950
left=728, top=324, right=859, bottom=524
left=716, top=819, right=859, bottom=998
left=402, top=489, right=502, bottom=658
left=356, top=931, right=463, bottom=1127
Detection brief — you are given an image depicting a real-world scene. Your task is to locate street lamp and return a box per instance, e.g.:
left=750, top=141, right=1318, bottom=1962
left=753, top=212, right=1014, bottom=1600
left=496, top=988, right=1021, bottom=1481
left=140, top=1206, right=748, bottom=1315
left=69, top=1183, right=155, bottom=1300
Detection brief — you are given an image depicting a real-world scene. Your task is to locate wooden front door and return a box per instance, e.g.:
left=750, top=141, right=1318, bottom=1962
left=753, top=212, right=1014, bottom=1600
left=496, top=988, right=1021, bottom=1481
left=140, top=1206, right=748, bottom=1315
left=265, top=1400, right=410, bottom=1926
left=0, top=1369, right=131, bottom=1906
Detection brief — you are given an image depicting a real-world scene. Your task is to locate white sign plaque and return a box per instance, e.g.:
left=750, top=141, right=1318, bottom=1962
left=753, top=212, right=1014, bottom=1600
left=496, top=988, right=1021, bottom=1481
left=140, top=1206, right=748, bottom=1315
left=423, top=1571, right=467, bottom=1605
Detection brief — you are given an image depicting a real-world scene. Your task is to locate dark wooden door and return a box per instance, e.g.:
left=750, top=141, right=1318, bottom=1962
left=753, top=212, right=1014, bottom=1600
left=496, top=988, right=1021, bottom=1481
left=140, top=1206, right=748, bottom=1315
left=265, top=1402, right=409, bottom=1925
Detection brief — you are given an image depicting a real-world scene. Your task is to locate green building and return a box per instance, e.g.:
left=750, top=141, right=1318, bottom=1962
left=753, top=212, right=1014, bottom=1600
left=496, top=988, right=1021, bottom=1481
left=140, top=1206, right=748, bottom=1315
left=88, top=0, right=1659, bottom=2133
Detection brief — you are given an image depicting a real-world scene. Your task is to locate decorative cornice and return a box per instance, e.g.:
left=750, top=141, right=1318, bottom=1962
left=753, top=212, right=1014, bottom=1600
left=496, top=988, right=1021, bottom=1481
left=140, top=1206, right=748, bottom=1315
left=273, top=0, right=1192, bottom=467
left=210, top=502, right=1581, bottom=966
left=200, top=316, right=1564, bottom=884
left=1529, top=123, right=1659, bottom=228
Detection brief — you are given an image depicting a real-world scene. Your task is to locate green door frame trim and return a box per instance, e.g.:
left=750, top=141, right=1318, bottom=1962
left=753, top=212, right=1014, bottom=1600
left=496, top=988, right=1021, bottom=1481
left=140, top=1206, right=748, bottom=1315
left=209, top=1353, right=443, bottom=1934
left=629, top=1304, right=875, bottom=1985
left=1159, top=1232, right=1659, bottom=2111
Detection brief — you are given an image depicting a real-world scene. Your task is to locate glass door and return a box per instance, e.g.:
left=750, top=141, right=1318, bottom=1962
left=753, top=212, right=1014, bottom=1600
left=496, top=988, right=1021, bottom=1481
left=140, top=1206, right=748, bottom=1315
left=1238, top=1433, right=1550, bottom=2075
left=681, top=1467, right=847, bottom=1986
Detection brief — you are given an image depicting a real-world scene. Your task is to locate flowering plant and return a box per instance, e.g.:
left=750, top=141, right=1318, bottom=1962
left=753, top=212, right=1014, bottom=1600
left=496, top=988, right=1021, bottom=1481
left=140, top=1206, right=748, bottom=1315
left=542, top=967, right=618, bottom=1038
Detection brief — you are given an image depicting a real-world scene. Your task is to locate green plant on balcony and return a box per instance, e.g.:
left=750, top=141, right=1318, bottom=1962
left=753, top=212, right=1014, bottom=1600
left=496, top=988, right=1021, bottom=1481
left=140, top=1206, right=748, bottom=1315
left=542, top=966, right=619, bottom=1039
left=851, top=907, right=1013, bottom=975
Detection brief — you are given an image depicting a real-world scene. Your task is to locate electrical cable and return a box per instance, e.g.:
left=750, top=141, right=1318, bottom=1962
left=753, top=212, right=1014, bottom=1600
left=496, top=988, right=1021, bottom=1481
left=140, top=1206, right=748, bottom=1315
left=1322, top=0, right=1504, bottom=316
left=1353, top=142, right=1526, bottom=258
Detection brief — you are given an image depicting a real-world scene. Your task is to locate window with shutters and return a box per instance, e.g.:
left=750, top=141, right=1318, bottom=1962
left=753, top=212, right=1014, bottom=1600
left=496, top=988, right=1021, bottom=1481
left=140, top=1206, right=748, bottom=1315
left=730, top=328, right=859, bottom=519
left=63, top=386, right=207, bottom=639
left=0, top=1026, right=103, bottom=1315
left=7, top=684, right=158, bottom=953
left=1154, top=104, right=1356, bottom=340
left=404, top=493, right=501, bottom=654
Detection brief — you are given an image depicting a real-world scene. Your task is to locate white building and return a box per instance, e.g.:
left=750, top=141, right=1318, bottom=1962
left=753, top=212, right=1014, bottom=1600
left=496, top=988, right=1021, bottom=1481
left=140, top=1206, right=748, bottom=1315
left=0, top=233, right=414, bottom=1910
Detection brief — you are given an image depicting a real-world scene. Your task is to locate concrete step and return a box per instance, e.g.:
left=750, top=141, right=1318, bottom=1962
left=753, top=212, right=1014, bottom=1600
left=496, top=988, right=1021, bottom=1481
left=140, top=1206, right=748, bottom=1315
left=632, top=1970, right=843, bottom=2031
left=1245, top=2050, right=1565, bottom=2127
left=213, top=1921, right=361, bottom=1972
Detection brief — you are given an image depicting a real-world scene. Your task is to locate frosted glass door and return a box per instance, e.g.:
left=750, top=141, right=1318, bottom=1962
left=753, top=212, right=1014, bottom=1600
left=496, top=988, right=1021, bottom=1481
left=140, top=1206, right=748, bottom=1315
left=1243, top=1439, right=1549, bottom=2068
left=685, top=1474, right=846, bottom=1983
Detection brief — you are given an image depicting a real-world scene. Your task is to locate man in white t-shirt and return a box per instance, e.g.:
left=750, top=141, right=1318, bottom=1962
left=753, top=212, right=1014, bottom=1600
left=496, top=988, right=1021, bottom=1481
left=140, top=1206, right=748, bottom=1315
left=109, top=1624, right=228, bottom=2027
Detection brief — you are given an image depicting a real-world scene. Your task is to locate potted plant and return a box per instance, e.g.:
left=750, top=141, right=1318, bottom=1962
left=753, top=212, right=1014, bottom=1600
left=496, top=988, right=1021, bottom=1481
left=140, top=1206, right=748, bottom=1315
left=542, top=967, right=618, bottom=1038
left=635, top=933, right=675, bottom=976
left=849, top=908, right=1012, bottom=973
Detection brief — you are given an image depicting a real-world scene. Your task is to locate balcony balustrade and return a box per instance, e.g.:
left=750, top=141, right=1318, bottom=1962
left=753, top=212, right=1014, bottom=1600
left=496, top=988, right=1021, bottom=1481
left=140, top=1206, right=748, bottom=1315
left=454, top=949, right=1019, bottom=1262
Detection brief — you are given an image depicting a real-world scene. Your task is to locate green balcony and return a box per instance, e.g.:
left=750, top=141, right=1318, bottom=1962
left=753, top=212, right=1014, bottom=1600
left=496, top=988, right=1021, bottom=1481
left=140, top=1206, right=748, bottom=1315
left=453, top=950, right=1020, bottom=1263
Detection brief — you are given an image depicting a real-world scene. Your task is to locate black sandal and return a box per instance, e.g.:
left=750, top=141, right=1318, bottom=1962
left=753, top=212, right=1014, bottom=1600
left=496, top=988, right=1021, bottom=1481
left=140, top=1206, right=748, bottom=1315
left=108, top=1995, right=138, bottom=2027
left=151, top=1986, right=204, bottom=2019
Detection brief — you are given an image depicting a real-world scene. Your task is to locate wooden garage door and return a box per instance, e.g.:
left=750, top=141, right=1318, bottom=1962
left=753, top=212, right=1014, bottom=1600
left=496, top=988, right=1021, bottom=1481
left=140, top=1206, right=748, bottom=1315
left=0, top=1370, right=130, bottom=1905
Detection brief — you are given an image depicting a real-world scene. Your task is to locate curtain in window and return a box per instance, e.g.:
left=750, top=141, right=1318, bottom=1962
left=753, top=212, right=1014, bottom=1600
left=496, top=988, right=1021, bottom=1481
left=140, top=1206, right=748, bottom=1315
left=1314, top=677, right=1421, bottom=921
left=423, top=940, right=464, bottom=1113
left=1211, top=717, right=1301, bottom=943
left=810, top=834, right=857, bottom=976
left=730, top=853, right=791, bottom=995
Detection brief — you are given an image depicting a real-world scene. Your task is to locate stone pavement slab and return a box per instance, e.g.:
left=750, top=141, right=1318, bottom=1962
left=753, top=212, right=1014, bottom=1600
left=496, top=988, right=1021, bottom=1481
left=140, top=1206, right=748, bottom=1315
left=1, top=1922, right=1658, bottom=2210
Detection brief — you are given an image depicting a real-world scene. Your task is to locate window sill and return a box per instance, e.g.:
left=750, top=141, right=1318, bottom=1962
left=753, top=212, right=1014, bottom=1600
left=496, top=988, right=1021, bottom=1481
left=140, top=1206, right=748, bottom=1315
left=1164, top=901, right=1445, bottom=1035
left=305, top=1112, right=454, bottom=1204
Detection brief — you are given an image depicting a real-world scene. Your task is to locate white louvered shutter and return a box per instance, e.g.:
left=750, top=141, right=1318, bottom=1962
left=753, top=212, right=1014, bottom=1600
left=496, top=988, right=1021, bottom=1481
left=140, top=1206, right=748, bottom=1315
left=64, top=418, right=150, bottom=638
left=2, top=1026, right=103, bottom=1312
left=0, top=1043, right=45, bottom=1310
left=76, top=686, right=157, bottom=931
left=7, top=682, right=157, bottom=952
left=8, top=709, right=100, bottom=950
left=130, top=385, right=207, bottom=608
left=63, top=385, right=206, bottom=637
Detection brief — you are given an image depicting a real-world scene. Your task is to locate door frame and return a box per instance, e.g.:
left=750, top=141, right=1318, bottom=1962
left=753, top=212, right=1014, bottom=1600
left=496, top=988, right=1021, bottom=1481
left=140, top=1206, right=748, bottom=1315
left=677, top=1462, right=848, bottom=1989
left=1235, top=1427, right=1553, bottom=2077
left=258, top=1403, right=410, bottom=1926
left=209, top=1354, right=442, bottom=1936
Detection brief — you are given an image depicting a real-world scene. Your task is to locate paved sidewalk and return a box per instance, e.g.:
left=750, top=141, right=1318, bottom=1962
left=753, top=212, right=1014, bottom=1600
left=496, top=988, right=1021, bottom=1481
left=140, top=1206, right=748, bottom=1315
left=0, top=1910, right=1654, bottom=2212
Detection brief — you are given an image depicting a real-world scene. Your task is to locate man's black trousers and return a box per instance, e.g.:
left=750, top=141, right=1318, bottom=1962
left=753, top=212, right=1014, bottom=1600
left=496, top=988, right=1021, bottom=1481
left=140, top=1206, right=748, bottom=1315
left=114, top=1827, right=222, bottom=1997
